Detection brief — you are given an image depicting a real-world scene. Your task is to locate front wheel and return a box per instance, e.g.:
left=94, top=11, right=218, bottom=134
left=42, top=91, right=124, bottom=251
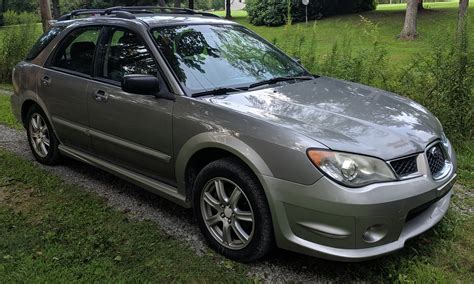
left=193, top=157, right=274, bottom=262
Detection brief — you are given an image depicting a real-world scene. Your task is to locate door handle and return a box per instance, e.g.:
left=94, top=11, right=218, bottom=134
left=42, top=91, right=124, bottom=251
left=40, top=75, right=51, bottom=86
left=93, top=90, right=108, bottom=102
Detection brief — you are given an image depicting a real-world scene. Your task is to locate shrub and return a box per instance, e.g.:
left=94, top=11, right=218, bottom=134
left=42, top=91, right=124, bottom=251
left=3, top=10, right=40, bottom=26
left=246, top=0, right=376, bottom=26
left=211, top=0, right=225, bottom=10
left=196, top=0, right=210, bottom=10
left=0, top=11, right=39, bottom=82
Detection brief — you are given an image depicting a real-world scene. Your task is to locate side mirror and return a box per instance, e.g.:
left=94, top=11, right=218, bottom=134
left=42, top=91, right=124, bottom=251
left=293, top=57, right=302, bottom=64
left=122, top=74, right=174, bottom=100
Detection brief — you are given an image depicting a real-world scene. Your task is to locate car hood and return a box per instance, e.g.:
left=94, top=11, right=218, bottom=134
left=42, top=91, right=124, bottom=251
left=200, top=76, right=442, bottom=160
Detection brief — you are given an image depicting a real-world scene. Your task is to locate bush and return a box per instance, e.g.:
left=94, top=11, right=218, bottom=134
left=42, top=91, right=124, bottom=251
left=2, top=10, right=40, bottom=26
left=211, top=0, right=225, bottom=10
left=196, top=0, right=210, bottom=10
left=246, top=0, right=376, bottom=26
left=0, top=11, right=38, bottom=82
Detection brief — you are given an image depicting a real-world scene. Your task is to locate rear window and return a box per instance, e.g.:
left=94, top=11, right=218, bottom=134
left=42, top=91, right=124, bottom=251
left=26, top=26, right=64, bottom=61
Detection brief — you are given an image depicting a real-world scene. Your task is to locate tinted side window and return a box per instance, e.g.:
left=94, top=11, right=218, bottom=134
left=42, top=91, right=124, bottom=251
left=51, top=27, right=101, bottom=76
left=98, top=28, right=158, bottom=82
left=26, top=26, right=64, bottom=61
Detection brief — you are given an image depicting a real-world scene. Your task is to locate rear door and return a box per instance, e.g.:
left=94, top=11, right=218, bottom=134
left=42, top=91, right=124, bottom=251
left=39, top=26, right=102, bottom=152
left=87, top=26, right=175, bottom=183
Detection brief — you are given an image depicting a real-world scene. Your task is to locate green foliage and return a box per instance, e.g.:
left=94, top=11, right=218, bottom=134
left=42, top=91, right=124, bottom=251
left=2, top=10, right=39, bottom=25
left=196, top=0, right=210, bottom=11
left=246, top=0, right=376, bottom=26
left=211, top=0, right=225, bottom=10
left=1, top=0, right=37, bottom=13
left=0, top=11, right=38, bottom=82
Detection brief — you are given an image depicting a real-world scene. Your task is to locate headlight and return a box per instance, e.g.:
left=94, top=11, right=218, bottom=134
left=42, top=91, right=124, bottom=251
left=307, top=149, right=396, bottom=187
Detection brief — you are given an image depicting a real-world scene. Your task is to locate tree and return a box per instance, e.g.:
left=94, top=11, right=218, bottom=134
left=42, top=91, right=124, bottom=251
left=174, top=0, right=180, bottom=7
left=39, top=0, right=52, bottom=32
left=157, top=0, right=165, bottom=6
left=400, top=0, right=419, bottom=40
left=225, top=0, right=231, bottom=18
left=51, top=0, right=60, bottom=19
left=418, top=0, right=424, bottom=12
left=457, top=0, right=469, bottom=36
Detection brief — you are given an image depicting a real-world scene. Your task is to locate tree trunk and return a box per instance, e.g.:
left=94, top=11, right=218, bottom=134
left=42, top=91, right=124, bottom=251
left=417, top=0, right=424, bottom=12
left=157, top=0, right=166, bottom=7
left=51, top=0, right=60, bottom=19
left=39, top=0, right=52, bottom=32
left=457, top=0, right=469, bottom=36
left=225, top=0, right=231, bottom=18
left=189, top=0, right=194, bottom=9
left=400, top=0, right=419, bottom=40
left=174, top=0, right=180, bottom=8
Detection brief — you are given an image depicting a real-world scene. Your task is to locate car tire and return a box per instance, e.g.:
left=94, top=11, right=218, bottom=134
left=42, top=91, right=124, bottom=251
left=26, top=105, right=61, bottom=165
left=193, top=156, right=274, bottom=262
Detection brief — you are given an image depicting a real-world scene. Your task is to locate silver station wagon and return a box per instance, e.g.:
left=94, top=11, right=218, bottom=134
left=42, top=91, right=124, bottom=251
left=10, top=7, right=457, bottom=262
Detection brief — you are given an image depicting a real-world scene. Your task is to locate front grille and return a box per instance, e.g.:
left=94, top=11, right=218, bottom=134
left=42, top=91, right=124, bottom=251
left=427, top=144, right=446, bottom=177
left=390, top=155, right=418, bottom=177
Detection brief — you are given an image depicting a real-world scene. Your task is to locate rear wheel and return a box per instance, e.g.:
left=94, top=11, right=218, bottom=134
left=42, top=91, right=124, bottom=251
left=26, top=105, right=61, bottom=165
left=193, top=157, right=274, bottom=262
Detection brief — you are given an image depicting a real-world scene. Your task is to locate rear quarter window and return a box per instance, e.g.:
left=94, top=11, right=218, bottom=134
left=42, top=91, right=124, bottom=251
left=26, top=26, right=64, bottom=61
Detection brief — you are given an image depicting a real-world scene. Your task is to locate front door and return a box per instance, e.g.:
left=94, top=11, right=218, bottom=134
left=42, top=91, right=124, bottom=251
left=87, top=27, right=175, bottom=183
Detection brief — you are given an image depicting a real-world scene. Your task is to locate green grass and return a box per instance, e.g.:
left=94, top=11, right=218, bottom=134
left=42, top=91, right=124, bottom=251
left=0, top=149, right=248, bottom=282
left=0, top=93, right=21, bottom=129
left=217, top=2, right=473, bottom=64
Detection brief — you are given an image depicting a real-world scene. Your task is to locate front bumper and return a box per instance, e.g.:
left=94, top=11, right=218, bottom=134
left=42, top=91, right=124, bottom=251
left=259, top=145, right=457, bottom=261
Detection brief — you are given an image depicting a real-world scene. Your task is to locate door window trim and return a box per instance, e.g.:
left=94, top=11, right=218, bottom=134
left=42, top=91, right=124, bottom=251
left=94, top=26, right=172, bottom=94
left=45, top=25, right=104, bottom=78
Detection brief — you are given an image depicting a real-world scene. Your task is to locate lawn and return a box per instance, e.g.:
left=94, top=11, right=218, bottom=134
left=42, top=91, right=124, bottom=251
left=0, top=149, right=248, bottom=282
left=216, top=2, right=474, bottom=64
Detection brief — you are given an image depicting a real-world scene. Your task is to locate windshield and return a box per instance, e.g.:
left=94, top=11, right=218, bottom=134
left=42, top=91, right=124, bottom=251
left=151, top=24, right=307, bottom=94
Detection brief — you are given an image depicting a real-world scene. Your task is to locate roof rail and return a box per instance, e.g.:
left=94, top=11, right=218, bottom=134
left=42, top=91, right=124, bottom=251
left=57, top=6, right=221, bottom=21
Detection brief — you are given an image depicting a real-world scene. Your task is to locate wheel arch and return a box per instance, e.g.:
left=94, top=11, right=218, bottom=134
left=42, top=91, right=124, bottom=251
left=20, top=97, right=62, bottom=143
left=21, top=99, right=39, bottom=127
left=176, top=133, right=273, bottom=202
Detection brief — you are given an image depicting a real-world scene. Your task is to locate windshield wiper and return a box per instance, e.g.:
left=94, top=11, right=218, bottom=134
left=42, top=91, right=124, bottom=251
left=248, top=75, right=315, bottom=89
left=191, top=87, right=248, bottom=98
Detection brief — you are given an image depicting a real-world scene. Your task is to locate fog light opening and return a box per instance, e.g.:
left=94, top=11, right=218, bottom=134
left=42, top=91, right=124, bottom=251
left=363, top=224, right=388, bottom=243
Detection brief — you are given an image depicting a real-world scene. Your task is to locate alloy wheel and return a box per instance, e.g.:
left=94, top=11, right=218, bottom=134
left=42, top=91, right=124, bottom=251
left=29, top=113, right=50, bottom=158
left=200, top=177, right=255, bottom=250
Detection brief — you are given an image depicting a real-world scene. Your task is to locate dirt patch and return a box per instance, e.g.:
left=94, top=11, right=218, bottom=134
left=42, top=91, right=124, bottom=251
left=0, top=184, right=44, bottom=223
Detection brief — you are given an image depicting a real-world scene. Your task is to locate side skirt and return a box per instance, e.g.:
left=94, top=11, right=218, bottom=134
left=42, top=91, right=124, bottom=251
left=58, top=145, right=191, bottom=208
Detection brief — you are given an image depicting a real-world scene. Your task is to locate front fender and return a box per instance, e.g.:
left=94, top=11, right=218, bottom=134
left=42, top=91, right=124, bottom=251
left=175, top=132, right=273, bottom=194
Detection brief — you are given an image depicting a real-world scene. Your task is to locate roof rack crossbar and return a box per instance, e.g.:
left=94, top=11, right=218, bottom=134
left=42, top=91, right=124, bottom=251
left=105, top=6, right=220, bottom=18
left=57, top=6, right=220, bottom=21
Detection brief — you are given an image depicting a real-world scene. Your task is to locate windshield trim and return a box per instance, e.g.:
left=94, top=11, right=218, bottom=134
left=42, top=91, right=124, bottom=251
left=149, top=23, right=310, bottom=97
